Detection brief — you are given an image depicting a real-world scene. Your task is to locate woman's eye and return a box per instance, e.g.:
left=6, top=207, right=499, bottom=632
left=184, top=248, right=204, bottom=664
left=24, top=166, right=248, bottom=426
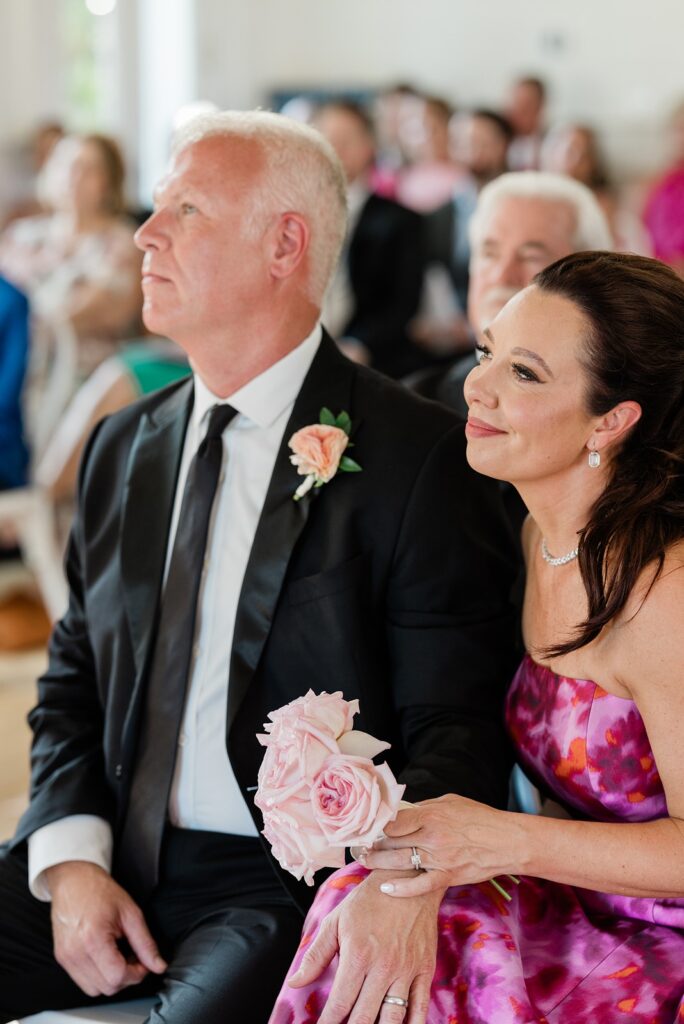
left=512, top=362, right=540, bottom=383
left=181, top=202, right=198, bottom=215
left=475, top=344, right=491, bottom=363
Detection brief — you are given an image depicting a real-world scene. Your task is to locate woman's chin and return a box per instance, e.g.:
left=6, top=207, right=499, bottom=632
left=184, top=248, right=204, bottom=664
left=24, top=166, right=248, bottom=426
left=465, top=441, right=508, bottom=481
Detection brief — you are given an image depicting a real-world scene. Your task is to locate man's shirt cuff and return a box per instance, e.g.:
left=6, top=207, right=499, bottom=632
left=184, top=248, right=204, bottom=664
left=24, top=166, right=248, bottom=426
left=28, top=815, right=113, bottom=901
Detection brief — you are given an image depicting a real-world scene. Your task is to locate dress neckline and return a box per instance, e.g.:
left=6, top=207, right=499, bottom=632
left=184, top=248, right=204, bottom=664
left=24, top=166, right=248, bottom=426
left=522, top=653, right=635, bottom=703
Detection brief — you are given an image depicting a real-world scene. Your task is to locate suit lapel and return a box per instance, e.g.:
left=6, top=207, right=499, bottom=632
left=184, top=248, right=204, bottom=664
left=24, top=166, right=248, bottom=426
left=120, top=378, right=193, bottom=684
left=227, top=333, right=356, bottom=735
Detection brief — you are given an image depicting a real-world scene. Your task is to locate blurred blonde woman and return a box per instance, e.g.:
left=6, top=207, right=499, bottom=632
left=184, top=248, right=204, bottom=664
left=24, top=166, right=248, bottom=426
left=0, top=133, right=142, bottom=377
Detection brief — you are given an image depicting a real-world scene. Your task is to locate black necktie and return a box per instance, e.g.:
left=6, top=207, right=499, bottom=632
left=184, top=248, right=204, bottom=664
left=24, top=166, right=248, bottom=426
left=119, top=403, right=238, bottom=896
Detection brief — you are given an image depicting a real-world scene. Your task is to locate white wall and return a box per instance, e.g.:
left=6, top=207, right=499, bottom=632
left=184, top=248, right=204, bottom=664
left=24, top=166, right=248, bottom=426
left=194, top=0, right=683, bottom=178
left=0, top=0, right=681, bottom=207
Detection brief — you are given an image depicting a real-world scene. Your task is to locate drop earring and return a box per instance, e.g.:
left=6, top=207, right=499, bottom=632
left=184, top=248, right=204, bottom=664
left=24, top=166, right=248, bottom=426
left=588, top=442, right=601, bottom=469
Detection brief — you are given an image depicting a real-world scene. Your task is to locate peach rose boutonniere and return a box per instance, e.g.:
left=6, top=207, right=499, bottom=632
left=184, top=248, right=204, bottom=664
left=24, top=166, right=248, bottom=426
left=289, top=408, right=362, bottom=501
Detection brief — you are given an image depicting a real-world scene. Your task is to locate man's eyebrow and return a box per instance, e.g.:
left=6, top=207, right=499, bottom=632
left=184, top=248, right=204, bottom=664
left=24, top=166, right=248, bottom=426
left=511, top=346, right=554, bottom=377
left=518, top=241, right=551, bottom=254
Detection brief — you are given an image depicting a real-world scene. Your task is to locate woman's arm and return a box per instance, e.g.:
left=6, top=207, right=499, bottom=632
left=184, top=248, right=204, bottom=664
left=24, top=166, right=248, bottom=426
left=366, top=553, right=684, bottom=899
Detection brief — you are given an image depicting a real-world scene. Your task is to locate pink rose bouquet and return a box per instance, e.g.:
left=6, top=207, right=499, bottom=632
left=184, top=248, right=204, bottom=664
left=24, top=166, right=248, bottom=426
left=255, top=690, right=405, bottom=885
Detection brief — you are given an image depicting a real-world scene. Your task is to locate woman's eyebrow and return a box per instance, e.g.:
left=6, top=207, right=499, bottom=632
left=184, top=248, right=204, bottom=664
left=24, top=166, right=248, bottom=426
left=484, top=328, right=555, bottom=378
left=511, top=347, right=554, bottom=378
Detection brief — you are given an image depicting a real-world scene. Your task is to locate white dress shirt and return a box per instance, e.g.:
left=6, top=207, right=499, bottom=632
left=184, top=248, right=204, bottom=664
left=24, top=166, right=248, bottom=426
left=28, top=325, right=322, bottom=900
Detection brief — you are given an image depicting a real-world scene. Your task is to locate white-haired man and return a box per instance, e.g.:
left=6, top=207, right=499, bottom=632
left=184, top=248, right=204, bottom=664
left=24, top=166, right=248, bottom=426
left=410, top=171, right=614, bottom=420
left=0, top=112, right=517, bottom=1023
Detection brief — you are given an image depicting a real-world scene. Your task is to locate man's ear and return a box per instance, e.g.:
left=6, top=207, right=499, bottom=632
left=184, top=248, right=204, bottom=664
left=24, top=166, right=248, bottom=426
left=269, top=213, right=309, bottom=281
left=589, top=400, right=642, bottom=453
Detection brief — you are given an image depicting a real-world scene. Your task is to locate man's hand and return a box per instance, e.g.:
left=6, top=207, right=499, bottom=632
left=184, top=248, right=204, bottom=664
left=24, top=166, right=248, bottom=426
left=289, top=869, right=442, bottom=1024
left=46, top=861, right=167, bottom=998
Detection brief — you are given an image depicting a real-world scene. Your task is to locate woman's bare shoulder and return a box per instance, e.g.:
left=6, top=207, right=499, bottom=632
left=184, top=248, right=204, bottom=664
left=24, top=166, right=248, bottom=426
left=617, top=541, right=684, bottom=691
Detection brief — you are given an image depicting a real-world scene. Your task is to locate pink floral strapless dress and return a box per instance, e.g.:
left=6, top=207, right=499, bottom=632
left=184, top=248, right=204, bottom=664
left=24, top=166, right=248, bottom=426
left=270, top=656, right=684, bottom=1023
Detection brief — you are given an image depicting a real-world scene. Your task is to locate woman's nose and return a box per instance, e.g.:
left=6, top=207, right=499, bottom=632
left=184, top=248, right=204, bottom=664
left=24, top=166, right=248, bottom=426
left=463, top=359, right=498, bottom=410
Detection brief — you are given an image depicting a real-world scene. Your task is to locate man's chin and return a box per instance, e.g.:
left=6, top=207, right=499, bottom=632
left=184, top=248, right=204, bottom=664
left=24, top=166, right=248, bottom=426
left=142, top=304, right=170, bottom=336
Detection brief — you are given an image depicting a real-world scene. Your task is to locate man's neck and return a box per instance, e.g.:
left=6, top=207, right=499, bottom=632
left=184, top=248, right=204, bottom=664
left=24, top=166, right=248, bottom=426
left=186, top=306, right=319, bottom=399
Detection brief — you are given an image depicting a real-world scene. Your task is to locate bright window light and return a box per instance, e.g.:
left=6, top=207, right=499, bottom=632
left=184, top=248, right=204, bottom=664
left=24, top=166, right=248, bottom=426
left=85, top=0, right=117, bottom=15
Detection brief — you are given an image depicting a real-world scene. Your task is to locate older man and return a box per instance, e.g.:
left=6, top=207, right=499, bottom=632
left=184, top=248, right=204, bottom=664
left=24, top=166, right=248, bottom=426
left=410, top=171, right=614, bottom=418
left=0, top=113, right=516, bottom=1024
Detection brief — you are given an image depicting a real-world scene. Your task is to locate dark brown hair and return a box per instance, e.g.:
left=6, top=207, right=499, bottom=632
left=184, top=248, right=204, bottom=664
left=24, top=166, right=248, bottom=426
left=534, top=251, right=684, bottom=655
left=81, top=133, right=126, bottom=215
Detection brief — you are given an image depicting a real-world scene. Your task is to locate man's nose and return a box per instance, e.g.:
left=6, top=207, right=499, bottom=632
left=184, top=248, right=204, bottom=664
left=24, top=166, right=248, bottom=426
left=490, top=253, right=526, bottom=289
left=134, top=209, right=166, bottom=252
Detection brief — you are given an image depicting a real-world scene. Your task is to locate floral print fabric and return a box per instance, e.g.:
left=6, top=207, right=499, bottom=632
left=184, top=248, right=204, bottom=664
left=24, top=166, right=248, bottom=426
left=270, top=656, right=684, bottom=1023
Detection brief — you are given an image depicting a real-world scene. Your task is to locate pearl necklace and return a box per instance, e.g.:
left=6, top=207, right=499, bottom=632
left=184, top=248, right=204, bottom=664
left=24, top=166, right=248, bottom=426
left=541, top=538, right=579, bottom=567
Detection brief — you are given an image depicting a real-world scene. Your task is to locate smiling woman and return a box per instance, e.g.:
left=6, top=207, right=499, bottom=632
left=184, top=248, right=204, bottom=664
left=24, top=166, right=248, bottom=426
left=270, top=252, right=684, bottom=1024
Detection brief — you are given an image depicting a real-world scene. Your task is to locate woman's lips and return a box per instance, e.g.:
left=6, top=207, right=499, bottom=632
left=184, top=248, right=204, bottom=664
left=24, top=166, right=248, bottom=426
left=465, top=416, right=507, bottom=438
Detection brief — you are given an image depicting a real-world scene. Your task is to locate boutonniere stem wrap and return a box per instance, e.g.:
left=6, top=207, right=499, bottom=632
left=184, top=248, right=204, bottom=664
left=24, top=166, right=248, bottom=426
left=289, top=407, right=362, bottom=501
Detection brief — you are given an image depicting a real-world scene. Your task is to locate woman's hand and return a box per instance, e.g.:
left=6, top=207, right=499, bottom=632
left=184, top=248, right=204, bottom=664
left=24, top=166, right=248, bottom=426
left=363, top=794, right=525, bottom=897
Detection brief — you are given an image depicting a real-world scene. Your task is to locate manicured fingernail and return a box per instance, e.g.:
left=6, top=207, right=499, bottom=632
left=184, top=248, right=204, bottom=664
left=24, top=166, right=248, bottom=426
left=380, top=883, right=395, bottom=894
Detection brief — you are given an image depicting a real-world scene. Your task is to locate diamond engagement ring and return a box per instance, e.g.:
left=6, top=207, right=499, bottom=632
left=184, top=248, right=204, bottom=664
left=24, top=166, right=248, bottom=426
left=383, top=995, right=409, bottom=1008
left=410, top=845, right=423, bottom=870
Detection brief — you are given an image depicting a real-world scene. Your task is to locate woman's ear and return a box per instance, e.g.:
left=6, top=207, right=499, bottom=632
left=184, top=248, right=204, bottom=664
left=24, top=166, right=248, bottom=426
left=589, top=400, right=642, bottom=453
left=269, top=212, right=310, bottom=281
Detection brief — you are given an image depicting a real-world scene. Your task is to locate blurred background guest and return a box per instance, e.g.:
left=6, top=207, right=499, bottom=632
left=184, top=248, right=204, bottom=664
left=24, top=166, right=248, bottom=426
left=505, top=75, right=547, bottom=170
left=410, top=108, right=514, bottom=359
left=643, top=101, right=684, bottom=276
left=314, top=100, right=424, bottom=377
left=395, top=94, right=464, bottom=212
left=541, top=122, right=650, bottom=252
left=0, top=120, right=65, bottom=230
left=408, top=172, right=614, bottom=416
left=451, top=108, right=514, bottom=191
left=0, top=275, right=30, bottom=492
left=0, top=132, right=142, bottom=379
left=371, top=81, right=418, bottom=197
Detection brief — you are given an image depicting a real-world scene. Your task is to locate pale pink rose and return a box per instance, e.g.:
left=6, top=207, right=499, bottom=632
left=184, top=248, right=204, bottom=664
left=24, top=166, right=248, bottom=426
left=310, top=755, right=405, bottom=847
left=255, top=691, right=359, bottom=811
left=289, top=424, right=349, bottom=484
left=265, top=690, right=359, bottom=743
left=262, top=805, right=345, bottom=886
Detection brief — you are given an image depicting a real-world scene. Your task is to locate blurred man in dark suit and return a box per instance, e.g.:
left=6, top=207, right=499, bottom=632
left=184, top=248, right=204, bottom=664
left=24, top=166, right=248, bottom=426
left=314, top=101, right=425, bottom=378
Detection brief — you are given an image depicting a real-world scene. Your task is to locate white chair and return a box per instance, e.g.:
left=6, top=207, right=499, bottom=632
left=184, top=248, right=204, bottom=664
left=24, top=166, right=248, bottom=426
left=0, top=316, right=77, bottom=621
left=18, top=998, right=156, bottom=1024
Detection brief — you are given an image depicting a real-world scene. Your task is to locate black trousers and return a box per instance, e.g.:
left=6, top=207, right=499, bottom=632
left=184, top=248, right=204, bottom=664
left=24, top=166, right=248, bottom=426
left=0, top=830, right=303, bottom=1024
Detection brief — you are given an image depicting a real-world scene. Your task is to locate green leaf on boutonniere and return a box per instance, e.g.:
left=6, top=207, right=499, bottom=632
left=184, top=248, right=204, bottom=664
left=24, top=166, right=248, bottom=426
left=339, top=456, right=362, bottom=473
left=319, top=407, right=336, bottom=426
left=335, top=411, right=352, bottom=436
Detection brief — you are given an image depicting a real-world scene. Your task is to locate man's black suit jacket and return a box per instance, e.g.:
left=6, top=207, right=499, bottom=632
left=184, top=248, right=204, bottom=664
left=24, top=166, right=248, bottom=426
left=14, top=334, right=518, bottom=914
left=344, top=194, right=424, bottom=379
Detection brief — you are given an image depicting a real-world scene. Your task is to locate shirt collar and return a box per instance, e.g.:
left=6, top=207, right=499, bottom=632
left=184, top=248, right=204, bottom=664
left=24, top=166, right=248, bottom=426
left=192, top=323, right=322, bottom=432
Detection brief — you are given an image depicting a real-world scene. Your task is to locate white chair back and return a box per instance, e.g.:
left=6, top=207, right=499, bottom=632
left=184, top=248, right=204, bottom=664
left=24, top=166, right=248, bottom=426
left=23, top=316, right=78, bottom=462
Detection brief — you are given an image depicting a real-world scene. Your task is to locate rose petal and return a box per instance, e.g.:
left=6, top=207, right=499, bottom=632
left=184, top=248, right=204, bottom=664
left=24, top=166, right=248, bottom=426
left=338, top=730, right=391, bottom=759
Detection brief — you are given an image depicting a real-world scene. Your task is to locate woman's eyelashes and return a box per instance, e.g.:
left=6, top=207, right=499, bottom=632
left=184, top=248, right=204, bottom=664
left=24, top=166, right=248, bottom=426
left=512, top=362, right=542, bottom=383
left=476, top=344, right=542, bottom=383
